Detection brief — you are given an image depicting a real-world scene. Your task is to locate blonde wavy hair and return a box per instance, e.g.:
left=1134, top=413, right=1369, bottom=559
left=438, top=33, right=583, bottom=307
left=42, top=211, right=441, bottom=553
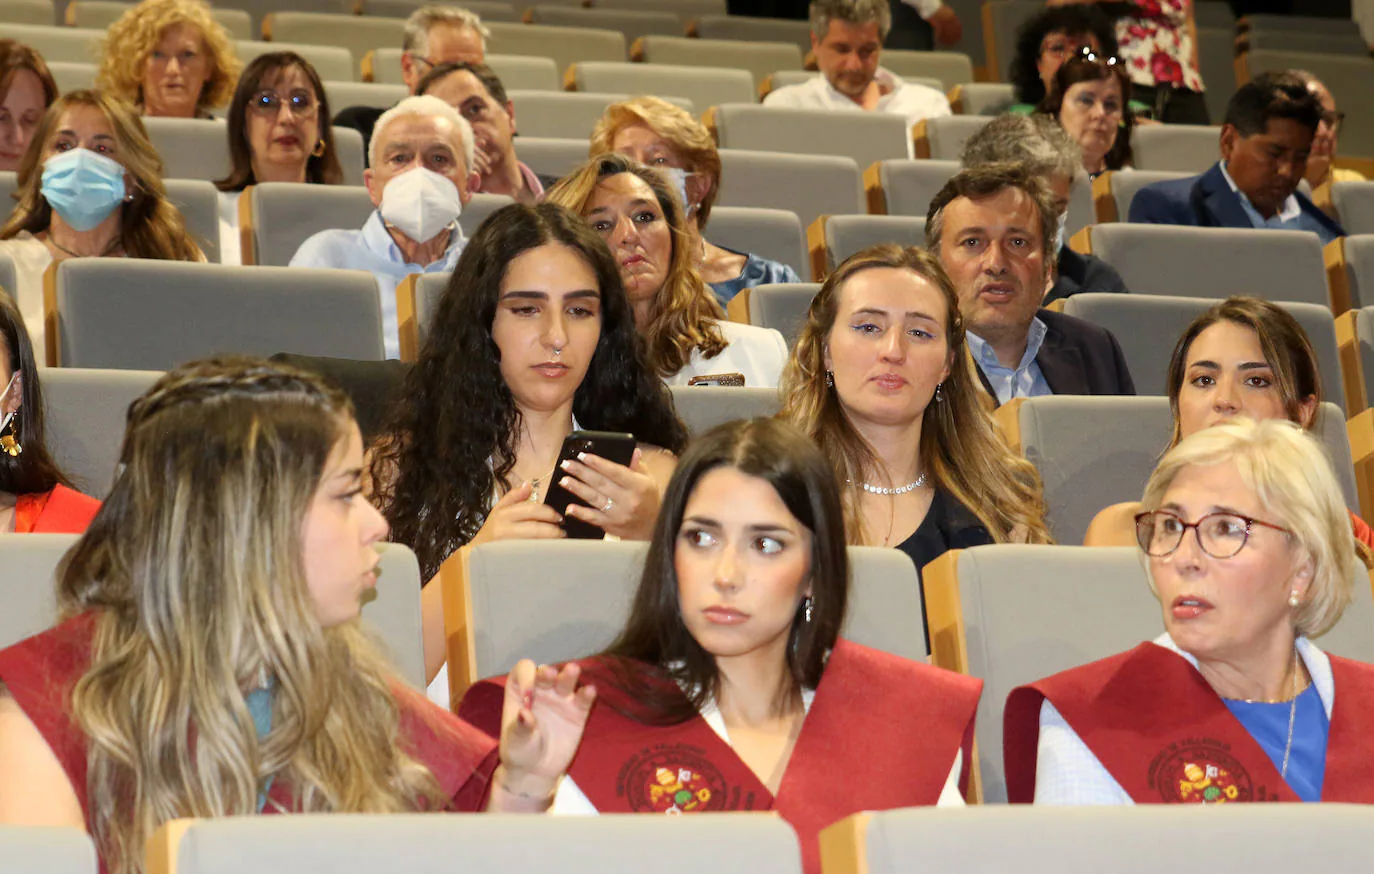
left=0, top=90, right=204, bottom=260
left=1140, top=417, right=1355, bottom=639
left=96, top=0, right=241, bottom=113
left=57, top=358, right=448, bottom=874
left=780, top=244, right=1051, bottom=545
left=546, top=153, right=726, bottom=378
left=589, top=96, right=724, bottom=227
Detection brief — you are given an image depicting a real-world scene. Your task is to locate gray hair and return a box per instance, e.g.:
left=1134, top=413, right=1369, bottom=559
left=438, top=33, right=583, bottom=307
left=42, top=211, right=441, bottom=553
left=369, top=94, right=476, bottom=175
left=960, top=114, right=1083, bottom=183
left=403, top=5, right=491, bottom=55
left=809, top=0, right=891, bottom=41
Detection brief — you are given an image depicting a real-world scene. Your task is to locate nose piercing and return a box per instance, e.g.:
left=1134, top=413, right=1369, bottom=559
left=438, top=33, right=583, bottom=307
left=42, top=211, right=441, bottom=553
left=552, top=347, right=562, bottom=358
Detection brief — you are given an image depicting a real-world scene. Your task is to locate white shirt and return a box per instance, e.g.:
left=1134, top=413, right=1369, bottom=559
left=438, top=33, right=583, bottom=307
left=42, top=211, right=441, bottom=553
left=1033, top=633, right=1334, bottom=805
left=762, top=67, right=952, bottom=157
left=0, top=233, right=53, bottom=354
left=217, top=190, right=242, bottom=267
left=663, top=320, right=788, bottom=389
left=552, top=687, right=966, bottom=813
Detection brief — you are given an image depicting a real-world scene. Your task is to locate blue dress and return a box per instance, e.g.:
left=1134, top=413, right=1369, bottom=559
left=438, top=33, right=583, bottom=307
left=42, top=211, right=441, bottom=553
left=707, top=247, right=802, bottom=307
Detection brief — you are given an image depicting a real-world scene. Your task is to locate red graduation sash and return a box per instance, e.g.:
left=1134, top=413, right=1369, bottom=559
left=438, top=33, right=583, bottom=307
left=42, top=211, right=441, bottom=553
left=1003, top=642, right=1374, bottom=804
left=458, top=638, right=981, bottom=874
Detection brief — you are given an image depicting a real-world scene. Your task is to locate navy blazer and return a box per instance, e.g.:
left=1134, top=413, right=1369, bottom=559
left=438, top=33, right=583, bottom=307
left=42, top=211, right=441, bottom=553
left=974, top=309, right=1136, bottom=407
left=1127, top=161, right=1345, bottom=240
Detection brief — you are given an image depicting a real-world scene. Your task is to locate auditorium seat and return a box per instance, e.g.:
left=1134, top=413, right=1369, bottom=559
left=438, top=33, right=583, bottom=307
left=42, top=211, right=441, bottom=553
left=1129, top=125, right=1223, bottom=173
left=365, top=49, right=561, bottom=91
left=995, top=396, right=1358, bottom=546
left=65, top=0, right=250, bottom=37
left=705, top=104, right=911, bottom=178
left=597, top=0, right=727, bottom=18
left=242, top=183, right=374, bottom=267
left=566, top=61, right=755, bottom=111
left=1194, top=26, right=1234, bottom=124
left=1090, top=169, right=1190, bottom=222
left=395, top=272, right=448, bottom=361
left=357, top=0, right=517, bottom=18
left=149, top=813, right=802, bottom=874
left=486, top=21, right=627, bottom=76
left=726, top=282, right=820, bottom=350
left=0, top=824, right=97, bottom=874
left=808, top=214, right=925, bottom=280
left=1061, top=293, right=1344, bottom=407
left=1243, top=27, right=1371, bottom=57
left=142, top=117, right=365, bottom=186
left=263, top=12, right=405, bottom=70
left=1078, top=225, right=1332, bottom=309
left=1, top=23, right=103, bottom=64
left=513, top=136, right=588, bottom=179
left=524, top=5, right=680, bottom=46
left=912, top=115, right=990, bottom=160
left=0, top=171, right=14, bottom=221
left=508, top=90, right=693, bottom=139
left=864, top=159, right=960, bottom=216
left=0, top=534, right=83, bottom=649
left=0, top=0, right=53, bottom=25
left=948, top=82, right=1015, bottom=115
left=41, top=367, right=161, bottom=496
left=717, top=149, right=863, bottom=230
left=236, top=40, right=355, bottom=83
left=1334, top=182, right=1374, bottom=237
left=163, top=178, right=222, bottom=264
left=1336, top=306, right=1374, bottom=516
left=876, top=49, right=974, bottom=91
left=980, top=0, right=1040, bottom=85
left=443, top=541, right=926, bottom=702
left=689, top=14, right=812, bottom=54
left=46, top=60, right=96, bottom=93
left=921, top=541, right=1374, bottom=802
left=322, top=80, right=407, bottom=112
left=707, top=206, right=808, bottom=279
left=45, top=260, right=386, bottom=369
left=632, top=35, right=803, bottom=89
left=668, top=385, right=783, bottom=435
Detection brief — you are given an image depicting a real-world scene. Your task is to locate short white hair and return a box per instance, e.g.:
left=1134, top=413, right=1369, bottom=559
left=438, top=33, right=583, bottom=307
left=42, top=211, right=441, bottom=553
left=369, top=94, right=476, bottom=176
left=403, top=5, right=490, bottom=56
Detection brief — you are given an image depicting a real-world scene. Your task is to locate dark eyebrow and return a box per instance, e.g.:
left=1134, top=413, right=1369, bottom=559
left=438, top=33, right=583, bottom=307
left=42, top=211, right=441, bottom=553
left=500, top=289, right=601, bottom=301
left=682, top=515, right=794, bottom=535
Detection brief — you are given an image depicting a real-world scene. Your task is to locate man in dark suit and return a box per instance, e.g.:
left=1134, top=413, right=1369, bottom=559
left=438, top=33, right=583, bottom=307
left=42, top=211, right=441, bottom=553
left=1128, top=72, right=1345, bottom=244
left=927, top=164, right=1135, bottom=406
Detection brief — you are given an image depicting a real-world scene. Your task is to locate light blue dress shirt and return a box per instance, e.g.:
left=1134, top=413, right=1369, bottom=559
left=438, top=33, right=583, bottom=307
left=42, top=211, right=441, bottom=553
left=1219, top=161, right=1338, bottom=245
left=966, top=317, right=1052, bottom=405
left=288, top=210, right=466, bottom=360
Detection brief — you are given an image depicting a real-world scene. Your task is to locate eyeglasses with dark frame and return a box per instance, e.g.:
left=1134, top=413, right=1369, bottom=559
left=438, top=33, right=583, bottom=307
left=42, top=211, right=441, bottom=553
left=1134, top=509, right=1291, bottom=559
left=248, top=89, right=319, bottom=118
left=1321, top=110, right=1346, bottom=133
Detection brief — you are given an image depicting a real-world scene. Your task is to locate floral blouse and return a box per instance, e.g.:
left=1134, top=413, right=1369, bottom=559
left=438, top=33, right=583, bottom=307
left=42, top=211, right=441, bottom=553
left=1116, top=0, right=1205, bottom=92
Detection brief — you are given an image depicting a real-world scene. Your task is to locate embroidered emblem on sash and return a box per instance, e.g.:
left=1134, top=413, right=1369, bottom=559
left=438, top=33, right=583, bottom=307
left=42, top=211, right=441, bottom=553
left=617, top=744, right=731, bottom=814
left=1148, top=739, right=1255, bottom=803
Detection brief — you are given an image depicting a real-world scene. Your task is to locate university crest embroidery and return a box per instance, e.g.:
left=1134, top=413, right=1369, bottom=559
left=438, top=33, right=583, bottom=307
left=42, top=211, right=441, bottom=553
left=617, top=744, right=731, bottom=814
left=1148, top=739, right=1255, bottom=803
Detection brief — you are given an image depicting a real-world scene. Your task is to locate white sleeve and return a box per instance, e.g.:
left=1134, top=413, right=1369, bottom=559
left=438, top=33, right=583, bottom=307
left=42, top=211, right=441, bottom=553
left=935, top=748, right=965, bottom=806
left=1034, top=699, right=1134, bottom=805
left=901, top=0, right=944, bottom=18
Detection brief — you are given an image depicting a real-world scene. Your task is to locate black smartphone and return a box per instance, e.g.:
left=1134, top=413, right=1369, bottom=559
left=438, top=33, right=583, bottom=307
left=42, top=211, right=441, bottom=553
left=543, top=430, right=637, bottom=539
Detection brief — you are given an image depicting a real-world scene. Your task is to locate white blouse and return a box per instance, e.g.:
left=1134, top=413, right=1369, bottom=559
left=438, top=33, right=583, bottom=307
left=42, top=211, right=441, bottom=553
left=0, top=233, right=53, bottom=352
left=664, top=320, right=788, bottom=389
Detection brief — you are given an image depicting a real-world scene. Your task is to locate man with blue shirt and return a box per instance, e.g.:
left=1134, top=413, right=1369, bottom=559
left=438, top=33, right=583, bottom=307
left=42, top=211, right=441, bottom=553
left=1128, top=72, right=1345, bottom=244
left=290, top=95, right=479, bottom=359
left=927, top=164, right=1135, bottom=406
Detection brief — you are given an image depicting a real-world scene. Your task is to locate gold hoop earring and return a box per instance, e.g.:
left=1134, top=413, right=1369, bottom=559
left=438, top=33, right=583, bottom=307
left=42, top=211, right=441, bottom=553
left=312, top=139, right=326, bottom=157
left=1, top=409, right=22, bottom=457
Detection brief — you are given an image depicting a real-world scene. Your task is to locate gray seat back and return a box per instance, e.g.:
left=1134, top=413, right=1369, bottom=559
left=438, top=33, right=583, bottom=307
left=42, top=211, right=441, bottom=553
left=323, top=80, right=405, bottom=112
left=918, top=115, right=990, bottom=159
left=163, top=178, right=221, bottom=263
left=367, top=542, right=426, bottom=689
left=0, top=0, right=55, bottom=25
left=572, top=61, right=755, bottom=110
left=527, top=6, right=681, bottom=46
left=1102, top=169, right=1190, bottom=221
left=983, top=0, right=1040, bottom=80
left=1194, top=27, right=1234, bottom=124
left=1061, top=293, right=1345, bottom=411
left=513, top=136, right=588, bottom=179
left=636, top=35, right=802, bottom=87
left=0, top=170, right=14, bottom=219
left=169, top=814, right=802, bottom=874
left=1333, top=182, right=1374, bottom=237
left=459, top=192, right=515, bottom=237
left=41, top=367, right=162, bottom=496
left=874, top=158, right=959, bottom=217
left=66, top=0, right=250, bottom=37
left=266, top=12, right=404, bottom=70
left=1246, top=28, right=1371, bottom=55
left=712, top=104, right=911, bottom=172
left=486, top=53, right=561, bottom=91
left=1130, top=125, right=1223, bottom=173
left=823, top=215, right=925, bottom=273
left=0, top=824, right=98, bottom=874
left=1354, top=306, right=1374, bottom=409
left=1, top=23, right=103, bottom=63
left=742, top=282, right=819, bottom=349
left=486, top=20, right=626, bottom=75
left=667, top=385, right=782, bottom=435
left=359, top=0, right=518, bottom=20
left=1088, top=224, right=1330, bottom=307
left=598, top=0, right=726, bottom=16
left=706, top=206, right=806, bottom=277
left=717, top=149, right=862, bottom=229
left=237, top=40, right=354, bottom=83
left=953, top=82, right=1015, bottom=115
left=953, top=542, right=1374, bottom=802
left=248, top=183, right=376, bottom=267
left=52, top=260, right=385, bottom=369
left=142, top=118, right=230, bottom=182
left=412, top=272, right=450, bottom=351
left=0, top=534, right=78, bottom=650
left=46, top=60, right=96, bottom=93
left=880, top=49, right=973, bottom=90
left=508, top=90, right=692, bottom=139
left=691, top=14, right=813, bottom=54
left=465, top=541, right=928, bottom=683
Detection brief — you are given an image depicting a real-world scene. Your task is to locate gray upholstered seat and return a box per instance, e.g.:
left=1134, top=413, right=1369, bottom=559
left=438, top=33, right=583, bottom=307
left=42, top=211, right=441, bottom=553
left=1009, top=396, right=1356, bottom=545
left=822, top=215, right=925, bottom=274
left=459, top=192, right=515, bottom=236
left=359, top=0, right=518, bottom=20
left=142, top=118, right=231, bottom=183
left=1194, top=26, right=1234, bottom=124
left=1242, top=50, right=1374, bottom=157
left=868, top=159, right=959, bottom=217
left=65, top=0, right=250, bottom=36
left=1353, top=306, right=1374, bottom=409
left=732, top=282, right=819, bottom=349
left=409, top=271, right=449, bottom=352
left=0, top=0, right=54, bottom=25
left=514, top=136, right=588, bottom=179
left=706, top=206, right=807, bottom=277
left=486, top=20, right=626, bottom=75
left=265, top=11, right=404, bottom=69
left=1334, top=182, right=1374, bottom=237
left=236, top=40, right=354, bottom=83
left=0, top=253, right=16, bottom=304
left=981, top=0, right=1040, bottom=83
left=45, top=60, right=96, bottom=92
left=0, top=824, right=98, bottom=874
left=40, top=367, right=162, bottom=496
left=1087, top=224, right=1330, bottom=307
left=570, top=61, right=755, bottom=109
left=368, top=48, right=559, bottom=88
left=1246, top=28, right=1371, bottom=55
left=1096, top=169, right=1190, bottom=222
left=508, top=90, right=692, bottom=139
left=914, top=115, right=990, bottom=159
left=879, top=49, right=974, bottom=90
left=162, top=813, right=801, bottom=874
left=634, top=35, right=802, bottom=87
left=1061, top=293, right=1344, bottom=409
left=950, top=82, right=1015, bottom=115
left=322, top=80, right=406, bottom=112
left=526, top=6, right=680, bottom=46
left=246, top=183, right=376, bottom=267
left=0, top=170, right=14, bottom=219
left=163, top=178, right=221, bottom=263
left=1130, top=125, right=1222, bottom=173
left=49, top=260, right=385, bottom=369
left=667, top=385, right=782, bottom=435
left=717, top=149, right=863, bottom=229
left=929, top=542, right=1374, bottom=802
left=710, top=104, right=910, bottom=173
left=690, top=14, right=813, bottom=54
left=461, top=541, right=928, bottom=688
left=598, top=0, right=727, bottom=17
left=0, top=23, right=103, bottom=63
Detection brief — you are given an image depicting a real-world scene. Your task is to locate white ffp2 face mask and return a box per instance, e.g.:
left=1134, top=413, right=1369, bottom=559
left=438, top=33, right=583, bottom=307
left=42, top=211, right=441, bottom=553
left=379, top=167, right=463, bottom=244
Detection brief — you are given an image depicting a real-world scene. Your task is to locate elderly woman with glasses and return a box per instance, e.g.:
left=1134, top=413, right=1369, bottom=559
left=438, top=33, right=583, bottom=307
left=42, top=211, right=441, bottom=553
left=1004, top=416, right=1374, bottom=805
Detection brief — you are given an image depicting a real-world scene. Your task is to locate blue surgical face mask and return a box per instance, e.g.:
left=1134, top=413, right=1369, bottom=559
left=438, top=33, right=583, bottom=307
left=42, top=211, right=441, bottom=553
left=659, top=166, right=697, bottom=218
left=41, top=148, right=128, bottom=232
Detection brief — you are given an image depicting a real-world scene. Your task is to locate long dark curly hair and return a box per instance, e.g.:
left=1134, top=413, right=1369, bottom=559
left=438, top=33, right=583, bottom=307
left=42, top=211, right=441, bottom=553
left=1009, top=5, right=1118, bottom=106
left=369, top=202, right=689, bottom=582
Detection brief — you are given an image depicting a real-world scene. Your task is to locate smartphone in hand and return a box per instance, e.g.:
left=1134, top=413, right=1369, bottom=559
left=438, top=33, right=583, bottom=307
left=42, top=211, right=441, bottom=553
left=543, top=430, right=637, bottom=539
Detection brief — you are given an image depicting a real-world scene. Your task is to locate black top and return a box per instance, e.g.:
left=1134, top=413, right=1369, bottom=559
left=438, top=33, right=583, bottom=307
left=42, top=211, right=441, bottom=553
left=894, top=489, right=994, bottom=651
left=334, top=105, right=387, bottom=168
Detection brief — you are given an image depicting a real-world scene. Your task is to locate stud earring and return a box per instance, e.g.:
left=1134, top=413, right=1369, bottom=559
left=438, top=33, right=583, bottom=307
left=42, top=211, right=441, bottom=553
left=1289, top=591, right=1301, bottom=608
left=825, top=371, right=834, bottom=388
left=0, top=409, right=21, bottom=457
left=803, top=596, right=813, bottom=623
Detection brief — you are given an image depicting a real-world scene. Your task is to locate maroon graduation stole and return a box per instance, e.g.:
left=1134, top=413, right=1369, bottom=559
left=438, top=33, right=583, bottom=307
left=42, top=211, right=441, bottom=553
left=1003, top=642, right=1374, bottom=804
left=458, top=639, right=981, bottom=874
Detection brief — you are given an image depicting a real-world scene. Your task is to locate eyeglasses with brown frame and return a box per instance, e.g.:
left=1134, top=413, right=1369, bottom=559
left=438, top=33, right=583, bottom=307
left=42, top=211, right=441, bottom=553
left=1134, top=509, right=1291, bottom=559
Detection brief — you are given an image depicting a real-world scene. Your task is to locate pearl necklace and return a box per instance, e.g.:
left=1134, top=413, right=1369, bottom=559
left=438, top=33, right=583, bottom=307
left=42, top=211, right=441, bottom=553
left=856, top=472, right=927, bottom=496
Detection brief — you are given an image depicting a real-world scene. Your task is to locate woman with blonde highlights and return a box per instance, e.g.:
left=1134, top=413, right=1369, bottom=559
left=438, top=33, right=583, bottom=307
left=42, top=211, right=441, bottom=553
left=0, top=358, right=594, bottom=874
left=0, top=90, right=204, bottom=353
left=1005, top=418, right=1374, bottom=804
left=97, top=0, right=240, bottom=119
left=780, top=245, right=1049, bottom=595
left=546, top=154, right=787, bottom=387
left=589, top=96, right=800, bottom=305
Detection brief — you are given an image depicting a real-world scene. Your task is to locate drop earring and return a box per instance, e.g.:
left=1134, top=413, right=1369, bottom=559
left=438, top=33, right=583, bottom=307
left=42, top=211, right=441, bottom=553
left=935, top=382, right=944, bottom=402
left=312, top=139, right=327, bottom=157
left=0, top=408, right=21, bottom=457
left=825, top=371, right=834, bottom=388
left=803, top=596, right=813, bottom=623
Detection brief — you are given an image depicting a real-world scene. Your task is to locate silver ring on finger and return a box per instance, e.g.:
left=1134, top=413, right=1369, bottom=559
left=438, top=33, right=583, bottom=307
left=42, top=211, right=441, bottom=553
left=601, top=496, right=615, bottom=513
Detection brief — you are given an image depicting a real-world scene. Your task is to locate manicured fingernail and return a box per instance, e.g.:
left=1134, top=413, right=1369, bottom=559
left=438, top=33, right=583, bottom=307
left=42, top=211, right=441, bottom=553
left=560, top=476, right=571, bottom=488
left=577, top=452, right=588, bottom=462
left=560, top=459, right=572, bottom=471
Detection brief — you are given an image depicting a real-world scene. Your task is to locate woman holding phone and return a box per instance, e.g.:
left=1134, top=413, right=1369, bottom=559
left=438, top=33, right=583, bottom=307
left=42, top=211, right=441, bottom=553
left=368, top=202, right=688, bottom=707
